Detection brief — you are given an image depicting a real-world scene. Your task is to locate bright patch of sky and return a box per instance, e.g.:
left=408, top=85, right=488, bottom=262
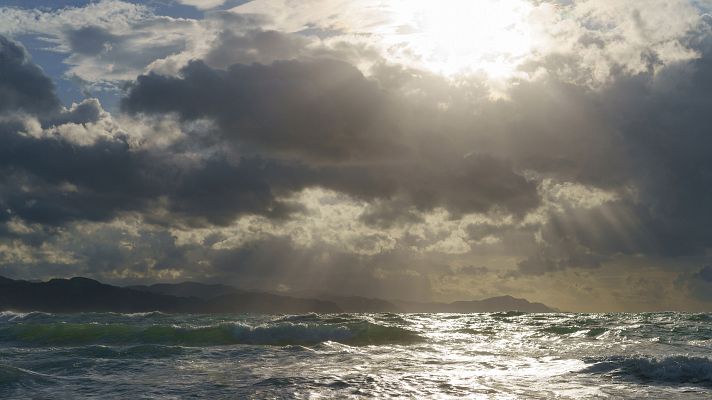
left=0, top=0, right=249, bottom=110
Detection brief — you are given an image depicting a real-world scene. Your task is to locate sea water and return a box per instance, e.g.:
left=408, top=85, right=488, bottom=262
left=0, top=311, right=711, bottom=398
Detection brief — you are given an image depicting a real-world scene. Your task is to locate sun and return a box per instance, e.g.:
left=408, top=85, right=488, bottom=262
left=231, top=0, right=539, bottom=82
left=382, top=0, right=536, bottom=79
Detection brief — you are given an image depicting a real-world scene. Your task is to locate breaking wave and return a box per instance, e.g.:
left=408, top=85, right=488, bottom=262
left=0, top=311, right=38, bottom=322
left=581, top=355, right=712, bottom=386
left=0, top=321, right=422, bottom=347
left=539, top=326, right=609, bottom=338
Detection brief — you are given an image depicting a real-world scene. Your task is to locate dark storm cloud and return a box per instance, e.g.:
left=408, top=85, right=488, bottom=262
left=0, top=36, right=61, bottom=114
left=605, top=51, right=712, bottom=255
left=0, top=130, right=168, bottom=227
left=6, top=21, right=712, bottom=259
left=122, top=57, right=540, bottom=217
left=152, top=157, right=306, bottom=226
left=483, top=77, right=632, bottom=190
left=204, top=29, right=309, bottom=68
left=0, top=36, right=106, bottom=127
left=4, top=1, right=712, bottom=306
left=678, top=265, right=712, bottom=302
left=698, top=266, right=712, bottom=283
left=0, top=36, right=313, bottom=228
left=511, top=40, right=712, bottom=274
left=607, top=58, right=712, bottom=258
left=66, top=25, right=117, bottom=56
left=304, top=155, right=539, bottom=217
left=0, top=124, right=310, bottom=226
left=122, top=58, right=401, bottom=162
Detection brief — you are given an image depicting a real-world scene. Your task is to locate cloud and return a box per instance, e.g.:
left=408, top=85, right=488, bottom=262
left=177, top=0, right=228, bottom=10
left=0, top=1, right=202, bottom=82
left=122, top=56, right=541, bottom=217
left=122, top=58, right=399, bottom=161
left=230, top=0, right=705, bottom=87
left=0, top=123, right=310, bottom=227
left=698, top=266, right=712, bottom=282
left=678, top=265, right=712, bottom=302
left=203, top=29, right=310, bottom=68
left=0, top=36, right=61, bottom=114
left=65, top=25, right=118, bottom=56
left=3, top=1, right=712, bottom=309
left=0, top=35, right=311, bottom=228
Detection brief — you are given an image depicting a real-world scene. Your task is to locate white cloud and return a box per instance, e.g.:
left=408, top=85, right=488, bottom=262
left=177, top=0, right=227, bottom=10
left=230, top=0, right=705, bottom=87
left=0, top=1, right=208, bottom=82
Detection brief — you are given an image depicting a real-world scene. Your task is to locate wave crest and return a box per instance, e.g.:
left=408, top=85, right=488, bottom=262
left=0, top=321, right=421, bottom=347
left=0, top=311, right=31, bottom=322
left=581, top=355, right=712, bottom=386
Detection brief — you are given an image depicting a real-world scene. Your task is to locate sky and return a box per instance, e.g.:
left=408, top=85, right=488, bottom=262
left=1, top=0, right=712, bottom=311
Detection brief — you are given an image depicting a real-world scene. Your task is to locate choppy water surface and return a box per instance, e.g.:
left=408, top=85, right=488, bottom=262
left=1, top=311, right=711, bottom=398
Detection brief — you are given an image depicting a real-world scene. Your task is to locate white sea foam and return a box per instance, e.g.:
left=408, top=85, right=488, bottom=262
left=0, top=311, right=28, bottom=322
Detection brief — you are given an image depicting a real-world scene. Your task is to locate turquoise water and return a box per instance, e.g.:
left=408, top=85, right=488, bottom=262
left=1, top=312, right=711, bottom=398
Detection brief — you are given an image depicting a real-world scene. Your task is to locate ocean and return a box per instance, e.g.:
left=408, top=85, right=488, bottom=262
left=0, top=311, right=711, bottom=398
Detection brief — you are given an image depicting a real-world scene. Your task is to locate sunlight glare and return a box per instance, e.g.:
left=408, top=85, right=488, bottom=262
left=384, top=0, right=535, bottom=79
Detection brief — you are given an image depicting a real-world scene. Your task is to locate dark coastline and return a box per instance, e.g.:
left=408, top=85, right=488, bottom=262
left=0, top=276, right=554, bottom=314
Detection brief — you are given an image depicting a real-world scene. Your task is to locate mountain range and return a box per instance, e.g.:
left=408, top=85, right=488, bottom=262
left=0, top=276, right=555, bottom=314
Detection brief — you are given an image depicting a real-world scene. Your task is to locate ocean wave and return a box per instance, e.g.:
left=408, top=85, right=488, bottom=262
left=0, top=311, right=171, bottom=322
left=0, top=364, right=52, bottom=385
left=274, top=313, right=358, bottom=324
left=686, top=313, right=712, bottom=322
left=0, top=364, right=26, bottom=385
left=59, top=344, right=189, bottom=359
left=454, top=328, right=495, bottom=335
left=540, top=325, right=608, bottom=337
left=0, top=311, right=53, bottom=322
left=492, top=311, right=528, bottom=318
left=580, top=355, right=712, bottom=386
left=0, top=311, right=55, bottom=323
left=585, top=327, right=608, bottom=337
left=116, top=311, right=169, bottom=318
left=0, top=311, right=28, bottom=322
left=0, top=321, right=422, bottom=347
left=541, top=325, right=581, bottom=335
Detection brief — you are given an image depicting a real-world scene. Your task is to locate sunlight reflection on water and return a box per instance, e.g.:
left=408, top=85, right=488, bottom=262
left=1, top=312, right=711, bottom=398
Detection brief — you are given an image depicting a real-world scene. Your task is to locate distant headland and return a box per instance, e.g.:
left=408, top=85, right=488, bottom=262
left=0, top=276, right=555, bottom=314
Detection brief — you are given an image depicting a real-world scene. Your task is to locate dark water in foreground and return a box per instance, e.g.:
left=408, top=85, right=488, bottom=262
left=1, top=311, right=711, bottom=399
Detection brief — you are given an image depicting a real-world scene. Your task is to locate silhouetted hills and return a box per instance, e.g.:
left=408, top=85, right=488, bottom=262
left=204, top=292, right=340, bottom=314
left=293, top=291, right=554, bottom=313
left=0, top=277, right=197, bottom=313
left=133, top=285, right=406, bottom=313
left=324, top=295, right=403, bottom=313
left=394, top=295, right=555, bottom=313
left=128, top=282, right=240, bottom=300
left=0, top=277, right=340, bottom=314
left=291, top=291, right=404, bottom=313
left=0, top=276, right=555, bottom=314
left=450, top=295, right=554, bottom=313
